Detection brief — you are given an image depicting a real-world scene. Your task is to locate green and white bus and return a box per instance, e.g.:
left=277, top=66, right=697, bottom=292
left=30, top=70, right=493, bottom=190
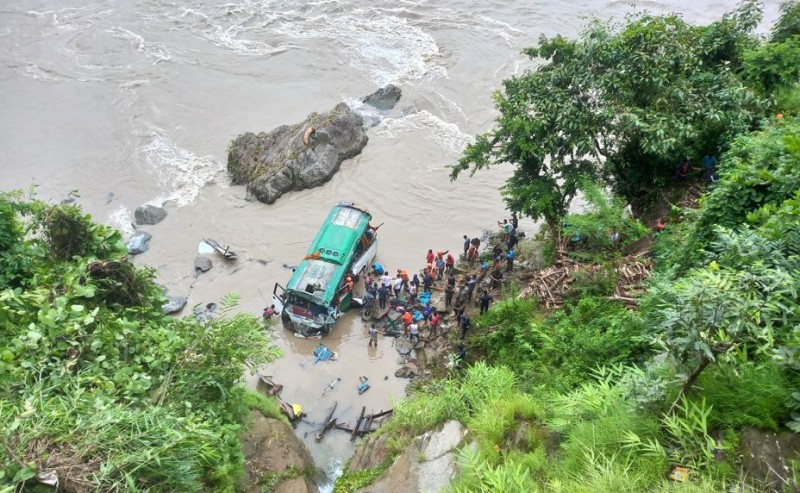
left=273, top=202, right=378, bottom=337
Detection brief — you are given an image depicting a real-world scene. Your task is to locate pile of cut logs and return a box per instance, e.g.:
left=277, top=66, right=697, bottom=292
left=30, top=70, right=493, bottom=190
left=519, top=254, right=653, bottom=309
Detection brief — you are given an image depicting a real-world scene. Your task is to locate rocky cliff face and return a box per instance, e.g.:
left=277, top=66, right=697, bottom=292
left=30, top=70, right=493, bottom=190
left=349, top=420, right=469, bottom=493
left=227, top=102, right=368, bottom=204
left=240, top=411, right=318, bottom=493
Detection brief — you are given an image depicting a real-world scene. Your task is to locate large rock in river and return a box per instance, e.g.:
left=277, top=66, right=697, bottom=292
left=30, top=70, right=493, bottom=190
left=227, top=102, right=367, bottom=204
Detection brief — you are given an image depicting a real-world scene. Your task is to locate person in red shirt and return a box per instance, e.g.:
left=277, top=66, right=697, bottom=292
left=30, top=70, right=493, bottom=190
left=445, top=252, right=455, bottom=274
left=429, top=311, right=441, bottom=337
left=426, top=249, right=435, bottom=265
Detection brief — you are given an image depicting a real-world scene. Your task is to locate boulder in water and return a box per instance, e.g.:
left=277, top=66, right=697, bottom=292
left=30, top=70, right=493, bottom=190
left=135, top=204, right=167, bottom=225
left=194, top=256, right=212, bottom=273
left=126, top=231, right=152, bottom=255
left=227, top=102, right=368, bottom=205
left=361, top=84, right=402, bottom=111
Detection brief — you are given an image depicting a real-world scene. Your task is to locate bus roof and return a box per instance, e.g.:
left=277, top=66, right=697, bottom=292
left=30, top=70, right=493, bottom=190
left=286, top=204, right=372, bottom=305
left=306, top=205, right=371, bottom=264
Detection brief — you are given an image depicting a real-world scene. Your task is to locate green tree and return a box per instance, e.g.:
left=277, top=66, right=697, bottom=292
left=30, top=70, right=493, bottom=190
left=451, top=4, right=768, bottom=232
left=771, top=0, right=800, bottom=43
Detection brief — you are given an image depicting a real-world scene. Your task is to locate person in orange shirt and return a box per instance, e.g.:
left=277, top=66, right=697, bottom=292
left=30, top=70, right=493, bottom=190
left=402, top=310, right=413, bottom=330
left=397, top=269, right=410, bottom=292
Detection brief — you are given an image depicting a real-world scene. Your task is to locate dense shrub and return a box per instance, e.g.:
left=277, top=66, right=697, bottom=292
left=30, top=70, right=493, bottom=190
left=0, top=196, right=281, bottom=491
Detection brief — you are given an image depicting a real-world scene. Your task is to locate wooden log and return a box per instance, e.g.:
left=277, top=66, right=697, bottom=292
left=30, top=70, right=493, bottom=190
left=351, top=406, right=366, bottom=442
left=315, top=401, right=338, bottom=442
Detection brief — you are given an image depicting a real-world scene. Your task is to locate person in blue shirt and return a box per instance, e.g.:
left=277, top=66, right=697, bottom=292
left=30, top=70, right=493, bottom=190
left=372, top=262, right=385, bottom=276
left=422, top=302, right=434, bottom=321
left=702, top=155, right=717, bottom=181
left=506, top=249, right=516, bottom=271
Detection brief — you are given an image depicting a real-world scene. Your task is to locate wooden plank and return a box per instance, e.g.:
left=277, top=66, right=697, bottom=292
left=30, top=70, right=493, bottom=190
left=351, top=406, right=366, bottom=442
left=315, top=401, right=338, bottom=442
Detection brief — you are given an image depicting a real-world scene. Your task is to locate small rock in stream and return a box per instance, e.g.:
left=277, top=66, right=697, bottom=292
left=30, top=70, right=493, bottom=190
left=126, top=231, right=152, bottom=255
left=194, top=256, right=212, bottom=273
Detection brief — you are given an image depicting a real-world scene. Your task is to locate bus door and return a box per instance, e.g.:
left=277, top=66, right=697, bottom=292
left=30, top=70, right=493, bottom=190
left=272, top=283, right=286, bottom=314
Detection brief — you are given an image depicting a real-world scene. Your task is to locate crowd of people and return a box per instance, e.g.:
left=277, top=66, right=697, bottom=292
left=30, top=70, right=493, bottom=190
left=361, top=212, right=521, bottom=346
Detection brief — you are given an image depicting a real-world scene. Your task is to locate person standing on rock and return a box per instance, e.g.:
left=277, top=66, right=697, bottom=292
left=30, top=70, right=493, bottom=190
left=368, top=324, right=378, bottom=347
left=466, top=275, right=477, bottom=301
left=397, top=269, right=409, bottom=292
left=411, top=273, right=421, bottom=291
left=429, top=310, right=441, bottom=337
left=507, top=231, right=519, bottom=252
left=445, top=252, right=456, bottom=275
left=426, top=249, right=435, bottom=265
left=506, top=249, right=516, bottom=272
left=463, top=235, right=471, bottom=258
left=423, top=272, right=433, bottom=293
left=511, top=211, right=519, bottom=230
left=402, top=310, right=413, bottom=330
left=380, top=270, right=393, bottom=296
left=409, top=322, right=420, bottom=344
left=445, top=282, right=454, bottom=307
left=479, top=291, right=494, bottom=315
left=377, top=285, right=388, bottom=309
left=460, top=313, right=472, bottom=340
left=408, top=282, right=418, bottom=306
left=393, top=276, right=403, bottom=298
left=422, top=302, right=434, bottom=322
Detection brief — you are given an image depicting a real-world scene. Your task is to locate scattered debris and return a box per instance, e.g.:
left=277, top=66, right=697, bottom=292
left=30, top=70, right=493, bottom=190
left=201, top=238, right=238, bottom=260
left=334, top=408, right=394, bottom=441
left=313, top=344, right=337, bottom=363
left=320, top=377, right=341, bottom=398
left=315, top=401, right=338, bottom=441
left=358, top=377, right=370, bottom=395
left=668, top=466, right=690, bottom=482
left=519, top=254, right=652, bottom=309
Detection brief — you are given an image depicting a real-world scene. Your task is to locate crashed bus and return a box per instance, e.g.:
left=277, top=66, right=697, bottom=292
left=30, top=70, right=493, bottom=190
left=273, top=202, right=378, bottom=337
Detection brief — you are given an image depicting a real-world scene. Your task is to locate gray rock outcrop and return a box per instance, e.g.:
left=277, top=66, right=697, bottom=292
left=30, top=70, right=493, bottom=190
left=134, top=204, right=167, bottom=225
left=227, top=102, right=368, bottom=204
left=353, top=420, right=466, bottom=493
left=362, top=84, right=402, bottom=111
left=126, top=231, right=152, bottom=255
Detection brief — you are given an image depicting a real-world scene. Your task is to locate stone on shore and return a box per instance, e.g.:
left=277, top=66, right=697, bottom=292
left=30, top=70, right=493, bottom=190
left=135, top=204, right=167, bottom=225
left=162, top=295, right=187, bottom=314
left=126, top=231, right=152, bottom=255
left=227, top=102, right=368, bottom=204
left=361, top=84, right=402, bottom=111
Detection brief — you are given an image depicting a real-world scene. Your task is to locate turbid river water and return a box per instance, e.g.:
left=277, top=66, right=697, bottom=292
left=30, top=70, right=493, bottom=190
left=0, top=0, right=780, bottom=488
